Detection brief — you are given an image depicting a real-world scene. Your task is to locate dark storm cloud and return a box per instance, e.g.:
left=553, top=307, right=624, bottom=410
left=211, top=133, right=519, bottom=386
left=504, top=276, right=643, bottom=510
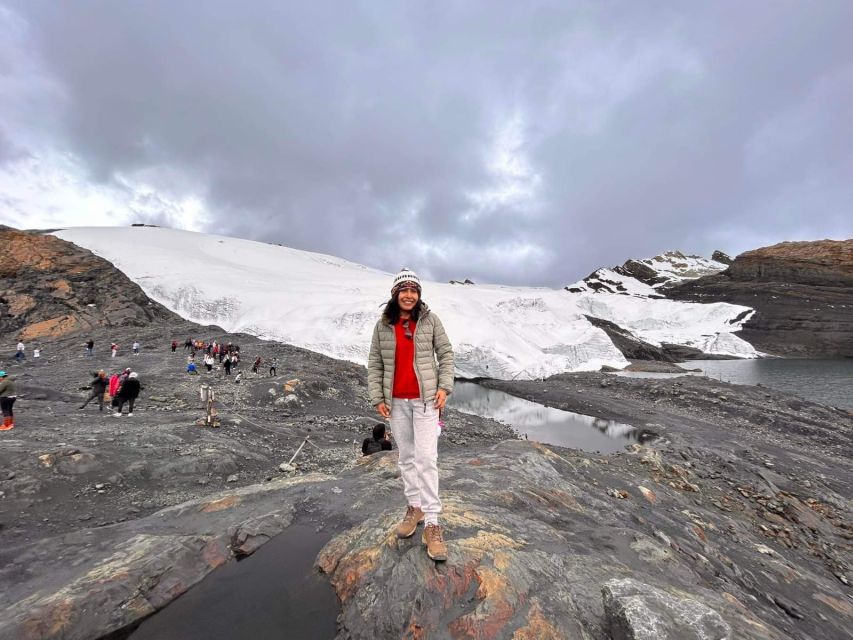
left=2, top=1, right=852, bottom=285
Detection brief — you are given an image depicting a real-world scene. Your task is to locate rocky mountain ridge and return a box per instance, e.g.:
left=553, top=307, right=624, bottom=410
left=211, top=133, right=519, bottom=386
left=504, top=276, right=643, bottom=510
left=566, top=250, right=731, bottom=296
left=666, top=239, right=853, bottom=357
left=0, top=227, right=182, bottom=342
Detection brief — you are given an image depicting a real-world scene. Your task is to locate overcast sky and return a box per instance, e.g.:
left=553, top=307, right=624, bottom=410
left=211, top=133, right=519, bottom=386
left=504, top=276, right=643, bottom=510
left=1, top=1, right=851, bottom=286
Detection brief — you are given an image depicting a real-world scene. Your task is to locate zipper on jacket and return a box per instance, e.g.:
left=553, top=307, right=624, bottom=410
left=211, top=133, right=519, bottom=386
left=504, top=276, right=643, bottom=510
left=411, top=315, right=426, bottom=401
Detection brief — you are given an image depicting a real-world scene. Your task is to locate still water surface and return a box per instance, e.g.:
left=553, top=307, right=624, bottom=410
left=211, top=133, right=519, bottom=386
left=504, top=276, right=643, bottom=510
left=450, top=381, right=650, bottom=454
left=619, top=359, right=852, bottom=409
left=130, top=523, right=338, bottom=640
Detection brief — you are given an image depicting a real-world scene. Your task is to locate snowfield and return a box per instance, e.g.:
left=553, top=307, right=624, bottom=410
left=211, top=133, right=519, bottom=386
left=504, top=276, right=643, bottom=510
left=54, top=227, right=758, bottom=378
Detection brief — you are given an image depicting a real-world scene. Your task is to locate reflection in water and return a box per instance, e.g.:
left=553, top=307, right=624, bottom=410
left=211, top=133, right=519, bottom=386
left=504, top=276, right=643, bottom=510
left=450, top=382, right=649, bottom=454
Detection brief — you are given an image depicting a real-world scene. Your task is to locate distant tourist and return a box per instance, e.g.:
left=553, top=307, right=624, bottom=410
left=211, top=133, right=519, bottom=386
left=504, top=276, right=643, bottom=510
left=85, top=338, right=95, bottom=357
left=204, top=354, right=214, bottom=372
left=223, top=354, right=232, bottom=375
left=120, top=367, right=131, bottom=384
left=362, top=423, right=393, bottom=456
left=184, top=338, right=193, bottom=351
left=14, top=341, right=25, bottom=362
left=110, top=343, right=118, bottom=358
left=187, top=362, right=199, bottom=375
left=367, top=268, right=454, bottom=562
left=132, top=341, right=140, bottom=355
left=234, top=371, right=242, bottom=384
left=33, top=347, right=40, bottom=360
left=252, top=356, right=262, bottom=373
left=269, top=357, right=277, bottom=377
left=113, top=372, right=142, bottom=417
left=171, top=340, right=177, bottom=352
left=79, top=370, right=108, bottom=412
left=0, top=371, right=16, bottom=430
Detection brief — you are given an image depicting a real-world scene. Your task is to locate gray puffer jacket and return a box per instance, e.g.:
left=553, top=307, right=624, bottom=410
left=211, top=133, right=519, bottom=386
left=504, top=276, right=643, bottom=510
left=368, top=304, right=454, bottom=406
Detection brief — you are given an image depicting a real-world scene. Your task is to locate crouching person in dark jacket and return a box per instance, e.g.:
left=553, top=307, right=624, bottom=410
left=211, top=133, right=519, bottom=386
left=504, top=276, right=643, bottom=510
left=113, top=372, right=142, bottom=417
left=362, top=423, right=393, bottom=456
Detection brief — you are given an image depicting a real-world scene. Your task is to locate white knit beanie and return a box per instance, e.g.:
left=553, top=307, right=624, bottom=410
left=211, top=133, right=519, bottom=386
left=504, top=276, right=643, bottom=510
left=391, top=268, right=421, bottom=294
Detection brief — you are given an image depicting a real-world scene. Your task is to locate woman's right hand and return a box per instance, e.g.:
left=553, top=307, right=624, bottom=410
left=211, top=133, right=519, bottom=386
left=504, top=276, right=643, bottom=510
left=376, top=402, right=390, bottom=418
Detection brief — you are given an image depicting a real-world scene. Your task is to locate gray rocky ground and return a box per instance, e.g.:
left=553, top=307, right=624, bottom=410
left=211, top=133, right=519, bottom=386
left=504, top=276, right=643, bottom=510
left=0, top=328, right=850, bottom=639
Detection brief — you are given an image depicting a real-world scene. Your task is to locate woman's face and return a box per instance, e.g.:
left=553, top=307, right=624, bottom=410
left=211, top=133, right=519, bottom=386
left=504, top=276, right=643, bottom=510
left=397, top=286, right=420, bottom=312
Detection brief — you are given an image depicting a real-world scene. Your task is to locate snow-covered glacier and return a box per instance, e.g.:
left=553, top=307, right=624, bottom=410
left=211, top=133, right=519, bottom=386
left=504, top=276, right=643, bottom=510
left=54, top=227, right=757, bottom=378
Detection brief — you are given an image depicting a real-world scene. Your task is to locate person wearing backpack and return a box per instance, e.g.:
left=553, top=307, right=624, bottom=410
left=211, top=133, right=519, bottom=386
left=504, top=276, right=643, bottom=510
left=367, top=268, right=454, bottom=562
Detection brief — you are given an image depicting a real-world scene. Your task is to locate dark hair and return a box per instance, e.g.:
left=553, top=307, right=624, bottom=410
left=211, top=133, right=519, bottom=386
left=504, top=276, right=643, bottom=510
left=372, top=423, right=386, bottom=440
left=382, top=296, right=424, bottom=325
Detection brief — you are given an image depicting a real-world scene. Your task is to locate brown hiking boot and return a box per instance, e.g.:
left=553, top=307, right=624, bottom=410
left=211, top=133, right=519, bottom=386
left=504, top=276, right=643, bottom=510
left=395, top=505, right=424, bottom=539
left=422, top=523, right=448, bottom=562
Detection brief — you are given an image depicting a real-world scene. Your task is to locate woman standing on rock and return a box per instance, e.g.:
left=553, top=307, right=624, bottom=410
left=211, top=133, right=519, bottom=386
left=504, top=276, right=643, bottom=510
left=368, top=268, right=454, bottom=562
left=0, top=371, right=16, bottom=430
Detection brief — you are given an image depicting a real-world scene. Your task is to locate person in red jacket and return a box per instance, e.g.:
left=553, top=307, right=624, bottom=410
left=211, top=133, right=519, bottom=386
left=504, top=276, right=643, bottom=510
left=368, top=268, right=455, bottom=562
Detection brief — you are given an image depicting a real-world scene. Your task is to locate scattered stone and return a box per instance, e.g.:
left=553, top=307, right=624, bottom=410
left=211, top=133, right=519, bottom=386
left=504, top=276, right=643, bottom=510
left=607, top=488, right=630, bottom=499
left=638, top=486, right=657, bottom=504
left=602, top=578, right=732, bottom=640
left=278, top=463, right=296, bottom=473
left=226, top=474, right=239, bottom=483
left=772, top=595, right=805, bottom=620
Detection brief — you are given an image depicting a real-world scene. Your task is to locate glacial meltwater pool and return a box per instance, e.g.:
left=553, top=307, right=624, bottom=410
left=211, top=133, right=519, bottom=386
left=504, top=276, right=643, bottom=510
left=128, top=523, right=338, bottom=640
left=616, top=358, right=853, bottom=409
left=449, top=381, right=652, bottom=454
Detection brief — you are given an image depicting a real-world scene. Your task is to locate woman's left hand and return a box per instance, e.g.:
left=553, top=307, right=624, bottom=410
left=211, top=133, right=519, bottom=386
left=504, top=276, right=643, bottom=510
left=434, top=389, right=447, bottom=410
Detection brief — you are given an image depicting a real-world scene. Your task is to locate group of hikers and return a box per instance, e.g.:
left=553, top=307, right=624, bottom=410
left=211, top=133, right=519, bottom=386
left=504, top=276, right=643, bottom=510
left=14, top=341, right=41, bottom=362
left=176, top=338, right=277, bottom=378
left=79, top=368, right=143, bottom=417
left=5, top=267, right=456, bottom=563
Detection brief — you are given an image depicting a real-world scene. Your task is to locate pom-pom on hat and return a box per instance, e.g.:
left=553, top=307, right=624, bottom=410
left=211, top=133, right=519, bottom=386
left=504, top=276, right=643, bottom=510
left=391, top=268, right=421, bottom=296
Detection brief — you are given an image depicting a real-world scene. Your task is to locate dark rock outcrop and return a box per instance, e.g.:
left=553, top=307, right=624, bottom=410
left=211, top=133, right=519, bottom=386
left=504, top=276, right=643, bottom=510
left=584, top=315, right=675, bottom=362
left=0, top=227, right=182, bottom=340
left=666, top=240, right=853, bottom=357
left=712, top=250, right=733, bottom=265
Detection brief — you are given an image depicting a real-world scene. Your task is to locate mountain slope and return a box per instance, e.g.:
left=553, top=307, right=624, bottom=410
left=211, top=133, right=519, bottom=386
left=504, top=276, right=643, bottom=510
left=666, top=240, right=853, bottom=357
left=566, top=250, right=730, bottom=296
left=0, top=226, right=182, bottom=340
left=53, top=227, right=758, bottom=376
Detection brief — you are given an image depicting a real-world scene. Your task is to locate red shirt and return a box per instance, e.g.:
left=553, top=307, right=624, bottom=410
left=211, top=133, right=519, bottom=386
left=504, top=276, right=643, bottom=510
left=392, top=319, right=420, bottom=399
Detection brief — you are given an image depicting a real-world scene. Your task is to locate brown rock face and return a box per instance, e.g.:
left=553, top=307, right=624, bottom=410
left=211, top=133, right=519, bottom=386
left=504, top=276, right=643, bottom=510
left=728, top=240, right=853, bottom=287
left=0, top=227, right=181, bottom=340
left=666, top=239, right=853, bottom=357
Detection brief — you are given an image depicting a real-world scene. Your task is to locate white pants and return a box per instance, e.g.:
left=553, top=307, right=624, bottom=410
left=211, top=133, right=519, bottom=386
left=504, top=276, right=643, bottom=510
left=390, top=398, right=441, bottom=524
